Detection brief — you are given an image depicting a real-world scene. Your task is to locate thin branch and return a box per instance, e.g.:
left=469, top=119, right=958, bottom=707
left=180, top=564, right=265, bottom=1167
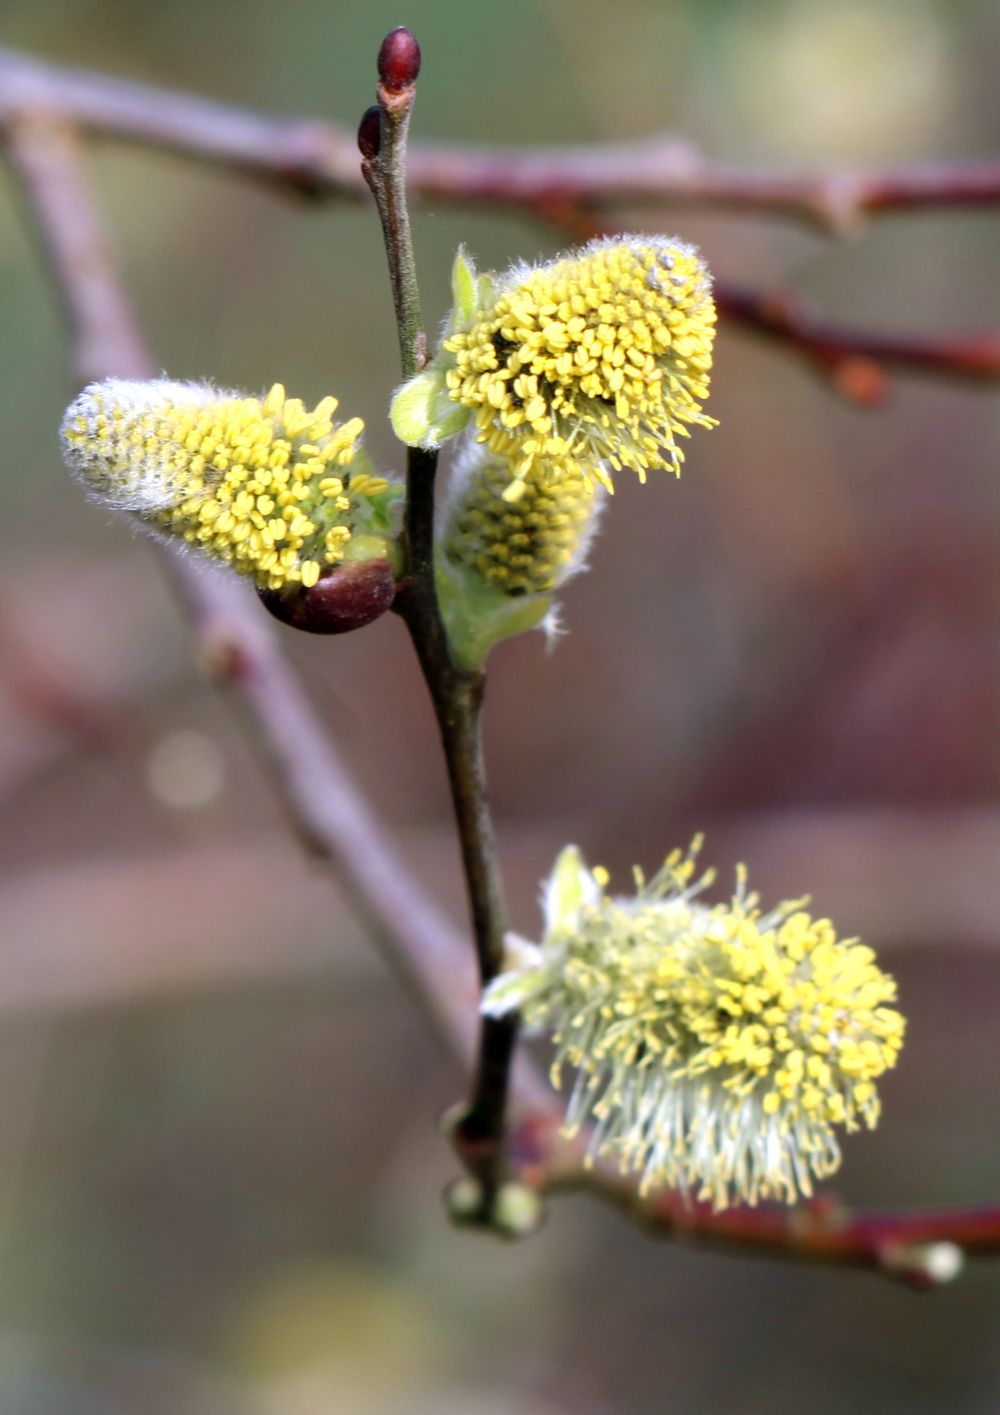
left=715, top=283, right=1000, bottom=404
left=397, top=525, right=524, bottom=1199
left=558, top=1160, right=1000, bottom=1287
left=543, top=201, right=1000, bottom=402
left=0, top=604, right=118, bottom=751
left=0, top=47, right=365, bottom=201
left=6, top=47, right=1000, bottom=233
left=361, top=41, right=520, bottom=1206
left=359, top=70, right=424, bottom=375
left=2, top=47, right=998, bottom=401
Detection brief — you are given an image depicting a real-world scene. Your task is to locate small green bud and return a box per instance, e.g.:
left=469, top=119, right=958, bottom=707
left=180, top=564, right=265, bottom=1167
left=447, top=247, right=479, bottom=334
left=442, top=1176, right=544, bottom=1240
left=389, top=366, right=470, bottom=449
left=492, top=1182, right=545, bottom=1239
left=882, top=1241, right=964, bottom=1289
left=443, top=1176, right=484, bottom=1225
left=434, top=435, right=604, bottom=668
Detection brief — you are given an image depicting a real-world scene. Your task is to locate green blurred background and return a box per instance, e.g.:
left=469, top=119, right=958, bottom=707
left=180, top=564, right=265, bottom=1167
left=3, top=0, right=1000, bottom=1410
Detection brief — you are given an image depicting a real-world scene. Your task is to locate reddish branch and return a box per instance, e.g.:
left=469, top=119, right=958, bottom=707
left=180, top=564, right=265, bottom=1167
left=1, top=45, right=999, bottom=400
left=0, top=607, right=118, bottom=751
left=5, top=46, right=1000, bottom=231
left=715, top=284, right=1000, bottom=404
left=5, top=63, right=1000, bottom=1284
left=570, top=1164, right=1000, bottom=1287
left=545, top=201, right=1000, bottom=401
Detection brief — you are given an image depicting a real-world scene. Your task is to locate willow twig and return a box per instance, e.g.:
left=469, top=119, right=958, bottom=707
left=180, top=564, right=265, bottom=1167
left=715, top=283, right=1000, bottom=404
left=361, top=36, right=520, bottom=1210
left=557, top=1160, right=1000, bottom=1288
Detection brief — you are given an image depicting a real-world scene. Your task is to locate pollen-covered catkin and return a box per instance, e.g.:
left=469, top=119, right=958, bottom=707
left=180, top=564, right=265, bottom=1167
left=483, top=843, right=905, bottom=1210
left=442, top=439, right=602, bottom=597
left=60, top=379, right=388, bottom=591
left=443, top=236, right=716, bottom=500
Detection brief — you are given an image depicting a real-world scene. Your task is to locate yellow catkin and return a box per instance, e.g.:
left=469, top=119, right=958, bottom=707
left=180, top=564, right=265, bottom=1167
left=60, top=379, right=374, bottom=591
left=443, top=236, right=716, bottom=500
left=444, top=443, right=600, bottom=596
left=483, top=843, right=905, bottom=1210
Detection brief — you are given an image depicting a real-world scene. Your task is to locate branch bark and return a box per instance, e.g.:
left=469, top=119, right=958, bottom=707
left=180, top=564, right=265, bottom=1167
left=5, top=47, right=1000, bottom=232
left=715, top=283, right=1000, bottom=404
left=560, top=1160, right=1000, bottom=1287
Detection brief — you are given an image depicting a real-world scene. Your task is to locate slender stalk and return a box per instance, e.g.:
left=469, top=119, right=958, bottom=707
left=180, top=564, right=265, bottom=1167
left=361, top=35, right=519, bottom=1209
left=10, top=46, right=1000, bottom=233
left=360, top=68, right=424, bottom=377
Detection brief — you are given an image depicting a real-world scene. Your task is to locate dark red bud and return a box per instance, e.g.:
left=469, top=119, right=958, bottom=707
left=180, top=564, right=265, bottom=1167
left=259, top=559, right=396, bottom=635
left=357, top=104, right=382, bottom=161
left=377, top=27, right=421, bottom=92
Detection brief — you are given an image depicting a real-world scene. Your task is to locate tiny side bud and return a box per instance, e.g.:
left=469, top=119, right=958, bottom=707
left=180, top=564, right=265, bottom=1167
left=443, top=1176, right=544, bottom=1240
left=492, top=1182, right=545, bottom=1240
left=882, top=1240, right=964, bottom=1290
left=377, top=26, right=421, bottom=92
left=357, top=104, right=382, bottom=161
left=259, top=558, right=395, bottom=635
left=443, top=1177, right=484, bottom=1225
left=833, top=355, right=891, bottom=407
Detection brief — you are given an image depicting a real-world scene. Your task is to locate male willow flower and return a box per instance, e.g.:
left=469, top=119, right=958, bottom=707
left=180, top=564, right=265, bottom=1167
left=442, top=435, right=603, bottom=598
left=432, top=434, right=605, bottom=667
left=392, top=235, right=717, bottom=501
left=483, top=843, right=905, bottom=1210
left=60, top=379, right=396, bottom=591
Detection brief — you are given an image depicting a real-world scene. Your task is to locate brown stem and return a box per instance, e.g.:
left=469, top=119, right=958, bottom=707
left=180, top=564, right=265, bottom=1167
left=399, top=598, right=521, bottom=1182
left=553, top=1159, right=1000, bottom=1287
left=543, top=202, right=1000, bottom=403
left=7, top=48, right=1000, bottom=232
left=360, top=77, right=425, bottom=377
left=362, top=42, right=518, bottom=1209
left=715, top=282, right=1000, bottom=404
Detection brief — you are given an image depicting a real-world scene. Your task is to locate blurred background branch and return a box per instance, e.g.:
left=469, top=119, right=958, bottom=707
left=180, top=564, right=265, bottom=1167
left=6, top=45, right=1000, bottom=228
